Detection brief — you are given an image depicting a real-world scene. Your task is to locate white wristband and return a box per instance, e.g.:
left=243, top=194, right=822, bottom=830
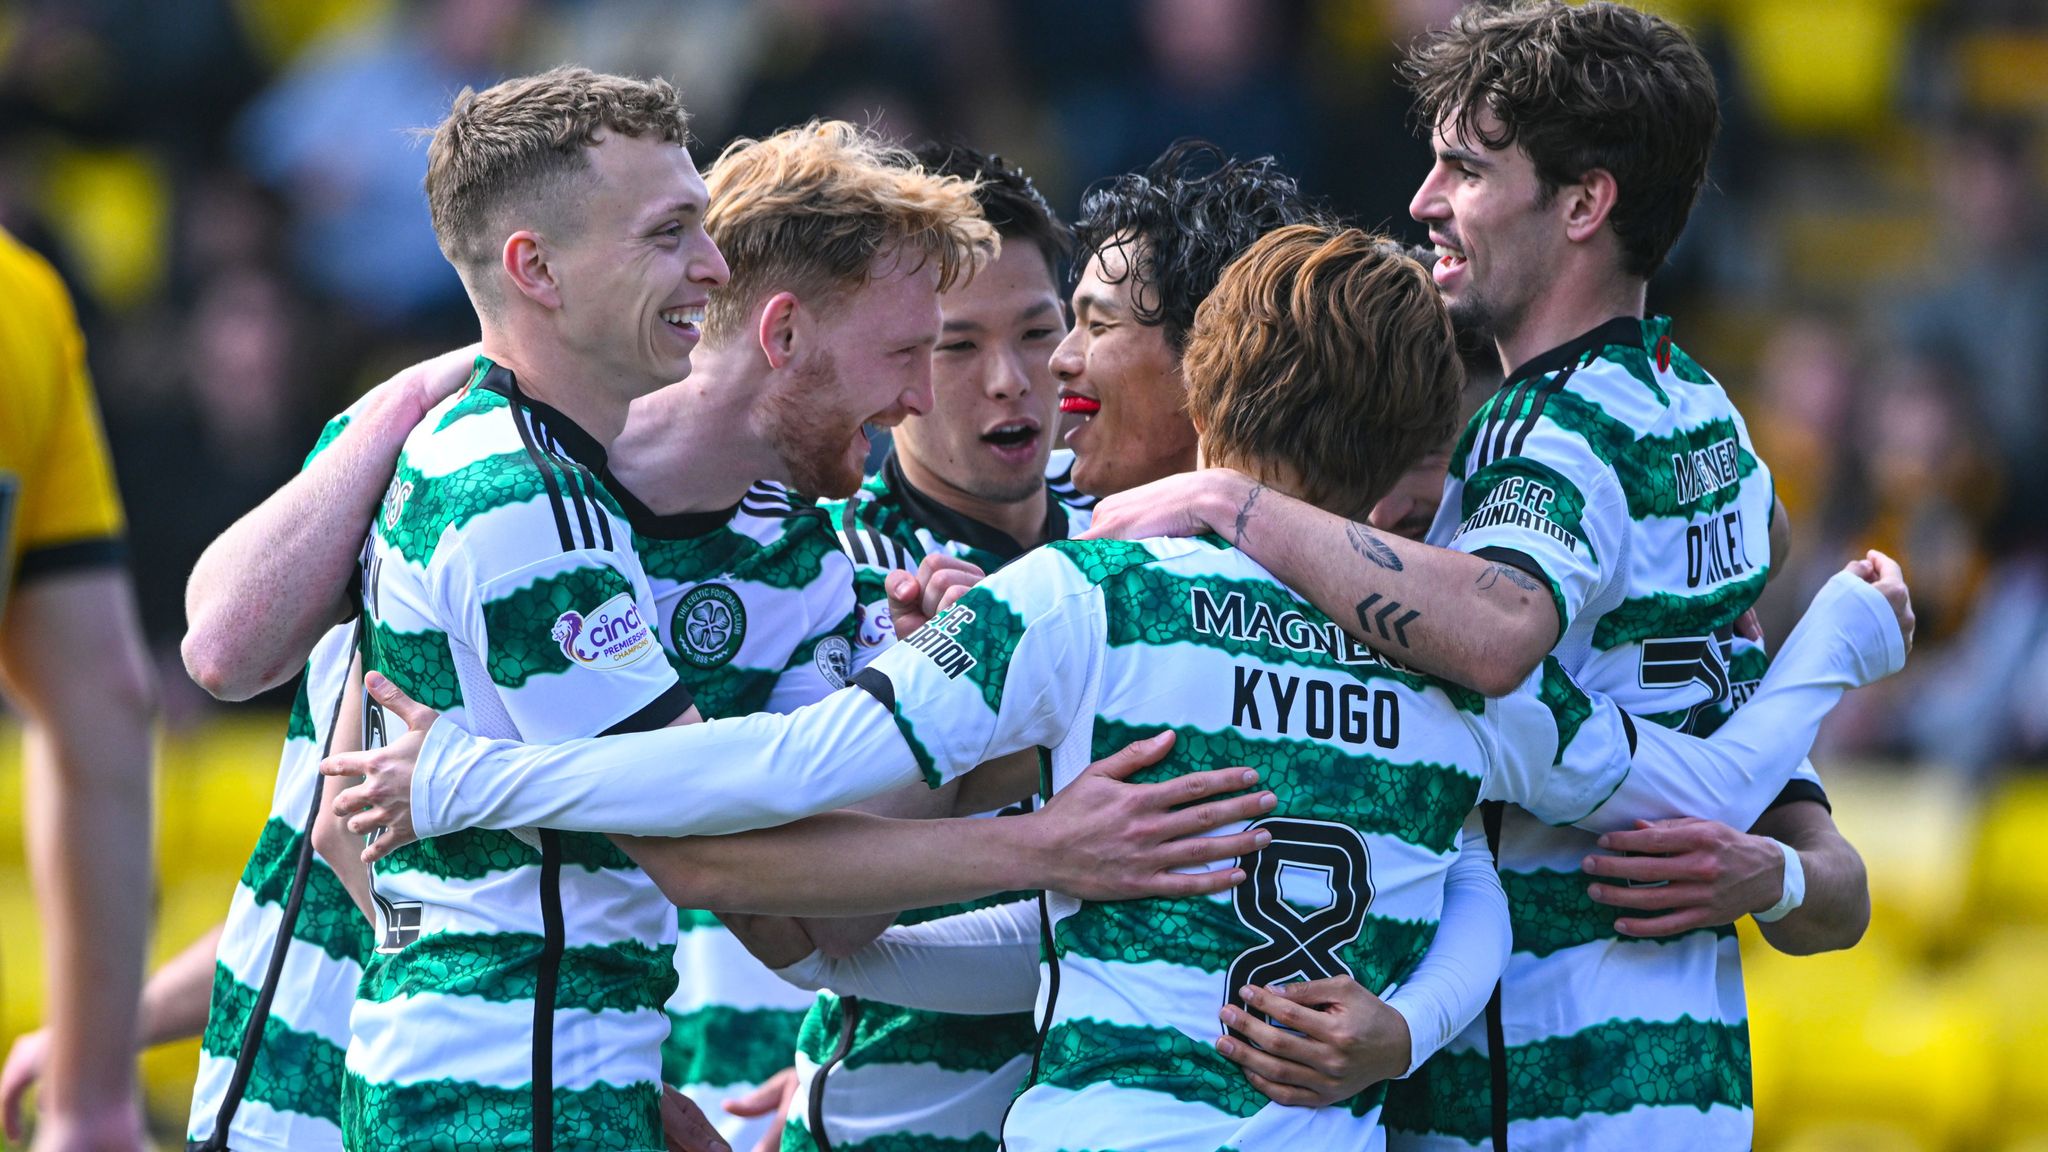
left=1753, top=839, right=1806, bottom=923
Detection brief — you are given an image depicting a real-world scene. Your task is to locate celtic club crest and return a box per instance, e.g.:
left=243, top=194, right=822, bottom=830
left=673, top=583, right=747, bottom=668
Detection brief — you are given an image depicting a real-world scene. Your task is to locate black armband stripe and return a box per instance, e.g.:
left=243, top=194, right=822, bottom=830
left=602, top=681, right=695, bottom=735
left=16, top=536, right=126, bottom=583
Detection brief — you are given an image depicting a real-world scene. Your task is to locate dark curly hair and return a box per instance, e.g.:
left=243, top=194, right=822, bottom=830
left=1070, top=141, right=1327, bottom=352
left=915, top=142, right=1071, bottom=280
left=1402, top=0, right=1719, bottom=279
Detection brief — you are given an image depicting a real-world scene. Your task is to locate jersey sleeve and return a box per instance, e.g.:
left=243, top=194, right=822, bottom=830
left=855, top=547, right=1103, bottom=789
left=1443, top=411, right=1628, bottom=638
left=438, top=512, right=690, bottom=744
left=761, top=535, right=870, bottom=711
left=1484, top=570, right=1905, bottom=831
left=13, top=255, right=125, bottom=581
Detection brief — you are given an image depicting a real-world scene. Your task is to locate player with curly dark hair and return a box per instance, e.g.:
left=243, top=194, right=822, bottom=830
left=1053, top=141, right=1328, bottom=497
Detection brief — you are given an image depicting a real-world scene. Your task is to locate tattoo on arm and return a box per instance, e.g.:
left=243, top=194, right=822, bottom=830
left=1345, top=522, right=1404, bottom=571
left=1354, top=593, right=1420, bottom=648
left=1231, top=483, right=1266, bottom=547
left=1475, top=562, right=1542, bottom=593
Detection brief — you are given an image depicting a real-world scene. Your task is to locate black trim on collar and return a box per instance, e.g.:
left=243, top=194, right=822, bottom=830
left=603, top=474, right=743, bottom=541
left=473, top=360, right=609, bottom=476
left=1501, top=316, right=1646, bottom=389
left=880, top=450, right=1063, bottom=566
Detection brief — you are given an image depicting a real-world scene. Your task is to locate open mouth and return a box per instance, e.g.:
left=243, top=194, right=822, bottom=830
left=1058, top=391, right=1100, bottom=416
left=1430, top=237, right=1467, bottom=279
left=660, top=304, right=705, bottom=339
left=981, top=421, right=1040, bottom=448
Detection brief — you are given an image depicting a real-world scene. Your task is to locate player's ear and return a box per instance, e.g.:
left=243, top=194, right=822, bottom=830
left=757, top=292, right=801, bottom=370
left=1560, top=168, right=1619, bottom=245
left=501, top=231, right=562, bottom=310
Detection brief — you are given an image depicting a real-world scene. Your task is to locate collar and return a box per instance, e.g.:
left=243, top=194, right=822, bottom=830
left=881, top=450, right=1066, bottom=565
left=473, top=358, right=610, bottom=476
left=602, top=477, right=742, bottom=541
left=1502, top=315, right=1670, bottom=388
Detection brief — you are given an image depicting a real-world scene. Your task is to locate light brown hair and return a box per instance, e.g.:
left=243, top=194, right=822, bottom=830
left=425, top=66, right=689, bottom=305
left=702, top=120, right=997, bottom=343
left=1402, top=0, right=1719, bottom=278
left=1184, top=224, right=1463, bottom=516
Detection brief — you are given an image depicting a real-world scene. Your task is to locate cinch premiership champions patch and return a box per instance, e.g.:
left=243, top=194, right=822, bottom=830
left=552, top=591, right=658, bottom=670
left=673, top=583, right=747, bottom=668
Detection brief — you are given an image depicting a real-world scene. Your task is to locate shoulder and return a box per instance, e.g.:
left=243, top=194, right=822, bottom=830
left=1041, top=535, right=1210, bottom=586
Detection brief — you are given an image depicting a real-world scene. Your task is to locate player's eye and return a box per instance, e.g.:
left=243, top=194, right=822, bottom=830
left=1023, top=328, right=1060, bottom=342
left=936, top=340, right=975, bottom=354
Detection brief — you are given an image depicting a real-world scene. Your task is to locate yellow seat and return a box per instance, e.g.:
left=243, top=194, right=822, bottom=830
left=1965, top=926, right=2048, bottom=1146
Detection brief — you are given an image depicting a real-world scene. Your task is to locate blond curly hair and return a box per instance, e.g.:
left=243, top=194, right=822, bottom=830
left=703, top=120, right=997, bottom=343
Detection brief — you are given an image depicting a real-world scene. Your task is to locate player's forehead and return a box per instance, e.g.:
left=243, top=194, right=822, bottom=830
left=943, top=243, right=1059, bottom=328
left=832, top=249, right=943, bottom=343
left=1072, top=237, right=1141, bottom=316
left=588, top=133, right=707, bottom=226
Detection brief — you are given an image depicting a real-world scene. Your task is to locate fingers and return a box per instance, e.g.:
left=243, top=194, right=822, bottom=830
left=1082, top=733, right=1180, bottom=781
left=1733, top=608, right=1764, bottom=643
left=366, top=672, right=439, bottom=731
left=1265, top=976, right=1364, bottom=1007
left=1147, top=827, right=1272, bottom=871
left=1614, top=906, right=1720, bottom=939
left=1143, top=790, right=1277, bottom=841
left=1580, top=852, right=1700, bottom=884
left=1140, top=865, right=1248, bottom=898
left=719, top=1080, right=782, bottom=1117
left=320, top=750, right=377, bottom=778
left=360, top=825, right=413, bottom=865
left=1242, top=1068, right=1327, bottom=1108
left=1239, top=984, right=1338, bottom=1043
left=1593, top=820, right=1710, bottom=854
left=1219, top=1002, right=1323, bottom=1066
left=1585, top=881, right=1713, bottom=912
left=1, top=1035, right=39, bottom=1142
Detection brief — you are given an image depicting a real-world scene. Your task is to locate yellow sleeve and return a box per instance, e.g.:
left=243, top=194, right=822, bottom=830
left=4, top=235, right=126, bottom=581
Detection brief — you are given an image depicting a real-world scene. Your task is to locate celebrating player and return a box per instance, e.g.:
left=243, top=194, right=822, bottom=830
left=319, top=222, right=1910, bottom=1152
left=1083, top=3, right=1884, bottom=1148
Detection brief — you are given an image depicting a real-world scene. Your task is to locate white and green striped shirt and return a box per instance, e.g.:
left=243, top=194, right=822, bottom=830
left=621, top=480, right=868, bottom=1152
left=188, top=406, right=370, bottom=1152
left=345, top=358, right=692, bottom=1152
left=1387, top=315, right=1799, bottom=1151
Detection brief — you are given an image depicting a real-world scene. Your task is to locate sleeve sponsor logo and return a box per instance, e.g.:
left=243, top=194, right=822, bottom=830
left=671, top=583, right=747, bottom=669
left=381, top=475, right=415, bottom=530
left=554, top=591, right=659, bottom=670
left=856, top=599, right=894, bottom=648
left=902, top=604, right=979, bottom=679
left=813, top=635, right=852, bottom=689
left=1453, top=476, right=1580, bottom=552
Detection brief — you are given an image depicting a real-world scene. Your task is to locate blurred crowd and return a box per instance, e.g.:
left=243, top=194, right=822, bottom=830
left=1, top=0, right=2043, bottom=770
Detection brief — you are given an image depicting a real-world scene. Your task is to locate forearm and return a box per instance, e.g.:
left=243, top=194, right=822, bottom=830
left=616, top=808, right=1042, bottom=916
left=795, top=774, right=964, bottom=958
left=1586, top=572, right=1905, bottom=833
left=1189, top=473, right=1554, bottom=695
left=412, top=687, right=922, bottom=840
left=1385, top=828, right=1508, bottom=1075
left=138, top=924, right=224, bottom=1047
left=181, top=386, right=419, bottom=700
left=7, top=575, right=157, bottom=1113
left=772, top=898, right=1041, bottom=1014
left=1750, top=805, right=1869, bottom=955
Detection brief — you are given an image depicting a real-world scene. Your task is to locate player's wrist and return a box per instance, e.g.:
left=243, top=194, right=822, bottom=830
left=1195, top=470, right=1254, bottom=538
left=995, top=807, right=1061, bottom=891
left=1753, top=837, right=1806, bottom=923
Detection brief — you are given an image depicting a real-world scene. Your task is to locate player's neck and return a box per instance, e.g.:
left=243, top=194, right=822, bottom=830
left=895, top=449, right=1051, bottom=550
left=609, top=343, right=776, bottom=514
left=1494, top=266, right=1648, bottom=379
left=478, top=330, right=631, bottom=449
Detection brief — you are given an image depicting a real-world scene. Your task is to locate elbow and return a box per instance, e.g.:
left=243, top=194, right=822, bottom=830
left=180, top=627, right=276, bottom=702
left=1468, top=642, right=1546, bottom=697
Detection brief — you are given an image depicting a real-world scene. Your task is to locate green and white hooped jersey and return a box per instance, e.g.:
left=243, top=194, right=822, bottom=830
left=346, top=359, right=693, bottom=1152
left=188, top=407, right=373, bottom=1152
left=786, top=451, right=1090, bottom=1152
left=852, top=536, right=1642, bottom=1152
left=189, top=622, right=367, bottom=1151
left=1386, top=316, right=1809, bottom=1152
left=621, top=480, right=871, bottom=1152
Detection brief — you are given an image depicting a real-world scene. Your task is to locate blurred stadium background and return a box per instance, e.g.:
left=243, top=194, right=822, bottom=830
left=1, top=0, right=2044, bottom=1148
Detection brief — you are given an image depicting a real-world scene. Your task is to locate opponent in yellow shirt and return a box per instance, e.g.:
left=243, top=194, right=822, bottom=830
left=0, top=226, right=156, bottom=1152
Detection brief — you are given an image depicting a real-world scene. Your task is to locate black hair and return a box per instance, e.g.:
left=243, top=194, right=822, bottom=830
left=914, top=141, right=1071, bottom=279
left=1070, top=140, right=1326, bottom=351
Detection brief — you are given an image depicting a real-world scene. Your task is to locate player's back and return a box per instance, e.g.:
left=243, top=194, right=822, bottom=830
left=1007, top=535, right=1493, bottom=1152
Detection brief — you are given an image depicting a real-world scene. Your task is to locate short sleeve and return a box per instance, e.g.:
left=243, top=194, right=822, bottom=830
left=445, top=539, right=689, bottom=744
left=764, top=544, right=871, bottom=712
left=1443, top=415, right=1627, bottom=639
left=1479, top=657, right=1635, bottom=825
left=857, top=547, right=1101, bottom=788
left=13, top=258, right=124, bottom=579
